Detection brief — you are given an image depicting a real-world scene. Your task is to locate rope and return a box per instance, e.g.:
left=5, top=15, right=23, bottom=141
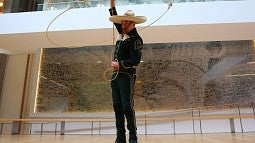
left=45, top=6, right=75, bottom=48
left=45, top=0, right=92, bottom=48
left=138, top=2, right=172, bottom=32
left=103, top=24, right=119, bottom=82
left=45, top=1, right=173, bottom=81
left=103, top=1, right=173, bottom=81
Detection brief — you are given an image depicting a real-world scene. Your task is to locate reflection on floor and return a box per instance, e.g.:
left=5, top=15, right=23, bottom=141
left=1, top=133, right=255, bottom=143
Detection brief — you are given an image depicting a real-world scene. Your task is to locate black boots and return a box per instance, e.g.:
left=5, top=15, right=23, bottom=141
left=115, top=139, right=126, bottom=143
left=114, top=138, right=138, bottom=143
left=129, top=138, right=138, bottom=143
left=113, top=104, right=138, bottom=143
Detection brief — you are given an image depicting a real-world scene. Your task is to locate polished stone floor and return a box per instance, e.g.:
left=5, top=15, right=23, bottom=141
left=1, top=133, right=255, bottom=143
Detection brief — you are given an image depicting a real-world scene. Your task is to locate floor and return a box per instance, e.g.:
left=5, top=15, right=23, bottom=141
left=1, top=133, right=255, bottom=143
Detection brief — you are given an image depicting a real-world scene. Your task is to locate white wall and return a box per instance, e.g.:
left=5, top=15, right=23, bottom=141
left=0, top=54, right=28, bottom=118
left=0, top=1, right=254, bottom=34
left=1, top=1, right=255, bottom=54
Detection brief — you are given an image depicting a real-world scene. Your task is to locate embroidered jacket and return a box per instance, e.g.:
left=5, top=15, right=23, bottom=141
left=109, top=7, right=143, bottom=74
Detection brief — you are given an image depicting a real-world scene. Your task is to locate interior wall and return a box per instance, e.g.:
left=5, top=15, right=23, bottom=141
left=0, top=53, right=8, bottom=105
left=0, top=54, right=28, bottom=118
left=24, top=40, right=255, bottom=119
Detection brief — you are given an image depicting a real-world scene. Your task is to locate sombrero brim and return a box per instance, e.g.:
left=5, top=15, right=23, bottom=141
left=109, top=15, right=147, bottom=24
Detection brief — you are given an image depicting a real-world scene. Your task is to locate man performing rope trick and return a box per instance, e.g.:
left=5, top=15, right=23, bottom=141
left=108, top=0, right=147, bottom=143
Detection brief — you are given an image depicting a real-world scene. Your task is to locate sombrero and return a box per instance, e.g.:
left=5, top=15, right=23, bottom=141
left=109, top=10, right=147, bottom=24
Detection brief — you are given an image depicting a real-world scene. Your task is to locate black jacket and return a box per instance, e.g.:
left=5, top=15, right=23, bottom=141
left=109, top=7, right=143, bottom=74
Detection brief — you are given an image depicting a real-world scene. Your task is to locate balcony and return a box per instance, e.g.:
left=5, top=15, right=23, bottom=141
left=37, top=0, right=242, bottom=11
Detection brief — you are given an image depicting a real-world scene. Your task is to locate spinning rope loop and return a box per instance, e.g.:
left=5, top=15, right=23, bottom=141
left=46, top=6, right=74, bottom=48
left=45, top=1, right=173, bottom=81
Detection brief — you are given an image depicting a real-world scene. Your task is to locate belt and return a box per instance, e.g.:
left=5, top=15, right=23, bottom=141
left=113, top=66, right=136, bottom=72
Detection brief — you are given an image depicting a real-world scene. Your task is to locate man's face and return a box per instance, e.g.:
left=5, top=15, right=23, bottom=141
left=121, top=20, right=135, bottom=34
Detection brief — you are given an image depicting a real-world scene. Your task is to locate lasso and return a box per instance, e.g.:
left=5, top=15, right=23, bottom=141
left=45, top=0, right=173, bottom=81
left=104, top=0, right=173, bottom=81
left=45, top=6, right=74, bottom=48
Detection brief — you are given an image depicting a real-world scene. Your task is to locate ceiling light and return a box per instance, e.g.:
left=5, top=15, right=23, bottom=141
left=0, top=2, right=3, bottom=7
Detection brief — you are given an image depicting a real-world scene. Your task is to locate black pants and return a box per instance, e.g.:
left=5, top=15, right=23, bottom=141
left=111, top=72, right=137, bottom=141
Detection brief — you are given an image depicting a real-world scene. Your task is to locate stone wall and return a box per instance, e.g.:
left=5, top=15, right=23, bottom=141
left=36, top=40, right=255, bottom=112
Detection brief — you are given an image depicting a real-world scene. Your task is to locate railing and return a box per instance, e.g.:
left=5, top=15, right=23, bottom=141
left=0, top=114, right=254, bottom=135
left=1, top=104, right=255, bottom=135
left=37, top=0, right=242, bottom=11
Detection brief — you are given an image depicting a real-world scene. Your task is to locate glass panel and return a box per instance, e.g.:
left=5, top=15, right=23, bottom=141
left=38, top=0, right=243, bottom=11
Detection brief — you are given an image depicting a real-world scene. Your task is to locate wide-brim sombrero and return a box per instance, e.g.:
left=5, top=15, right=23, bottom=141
left=109, top=10, right=147, bottom=24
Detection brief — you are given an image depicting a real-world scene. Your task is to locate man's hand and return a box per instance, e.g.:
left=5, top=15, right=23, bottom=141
left=111, top=61, right=119, bottom=70
left=110, top=0, right=115, bottom=8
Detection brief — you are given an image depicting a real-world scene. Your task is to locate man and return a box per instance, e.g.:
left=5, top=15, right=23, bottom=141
left=108, top=0, right=147, bottom=143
